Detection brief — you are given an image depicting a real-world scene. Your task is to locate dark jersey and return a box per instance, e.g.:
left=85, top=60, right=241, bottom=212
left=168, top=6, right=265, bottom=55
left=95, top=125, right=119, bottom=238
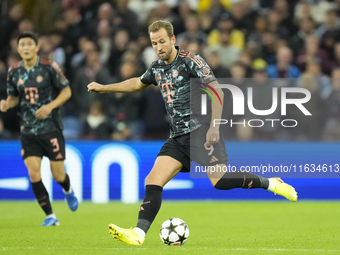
left=140, top=46, right=216, bottom=138
left=7, top=57, right=69, bottom=135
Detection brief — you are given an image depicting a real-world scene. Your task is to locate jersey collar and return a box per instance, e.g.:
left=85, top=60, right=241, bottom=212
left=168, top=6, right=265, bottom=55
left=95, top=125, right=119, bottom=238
left=21, top=56, right=40, bottom=69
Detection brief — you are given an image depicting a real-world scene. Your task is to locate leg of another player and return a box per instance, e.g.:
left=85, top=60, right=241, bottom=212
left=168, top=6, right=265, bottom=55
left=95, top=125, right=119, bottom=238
left=109, top=156, right=182, bottom=245
left=25, top=156, right=57, bottom=225
left=208, top=164, right=297, bottom=202
left=50, top=160, right=78, bottom=211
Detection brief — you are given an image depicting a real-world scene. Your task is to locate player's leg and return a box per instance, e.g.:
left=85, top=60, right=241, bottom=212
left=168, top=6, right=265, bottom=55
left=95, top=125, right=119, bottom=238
left=21, top=134, right=59, bottom=226
left=45, top=130, right=78, bottom=211
left=192, top=126, right=297, bottom=201
left=24, top=156, right=59, bottom=226
left=208, top=164, right=269, bottom=189
left=50, top=160, right=78, bottom=211
left=209, top=168, right=297, bottom=201
left=108, top=155, right=183, bottom=245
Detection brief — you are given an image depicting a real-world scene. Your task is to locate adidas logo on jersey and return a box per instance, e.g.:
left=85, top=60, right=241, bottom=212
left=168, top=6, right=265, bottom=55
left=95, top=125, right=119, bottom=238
left=55, top=153, right=63, bottom=159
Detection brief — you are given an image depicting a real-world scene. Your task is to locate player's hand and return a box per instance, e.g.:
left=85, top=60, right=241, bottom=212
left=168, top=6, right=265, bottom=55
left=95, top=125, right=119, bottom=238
left=0, top=100, right=8, bottom=112
left=205, top=126, right=220, bottom=147
left=35, top=104, right=52, bottom=119
left=88, top=82, right=104, bottom=93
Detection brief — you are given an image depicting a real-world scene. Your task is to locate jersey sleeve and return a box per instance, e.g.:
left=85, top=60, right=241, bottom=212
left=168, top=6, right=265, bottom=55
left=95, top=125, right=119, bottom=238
left=49, top=62, right=70, bottom=90
left=6, top=68, right=19, bottom=97
left=188, top=53, right=216, bottom=84
left=140, top=64, right=157, bottom=86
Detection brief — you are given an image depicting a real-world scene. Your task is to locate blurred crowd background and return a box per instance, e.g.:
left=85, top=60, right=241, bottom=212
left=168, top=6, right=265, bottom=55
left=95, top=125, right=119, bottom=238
left=0, top=0, right=340, bottom=141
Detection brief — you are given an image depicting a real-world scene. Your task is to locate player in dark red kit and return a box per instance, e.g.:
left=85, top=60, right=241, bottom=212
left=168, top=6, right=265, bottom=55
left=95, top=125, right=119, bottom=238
left=87, top=21, right=297, bottom=245
left=1, top=32, right=78, bottom=226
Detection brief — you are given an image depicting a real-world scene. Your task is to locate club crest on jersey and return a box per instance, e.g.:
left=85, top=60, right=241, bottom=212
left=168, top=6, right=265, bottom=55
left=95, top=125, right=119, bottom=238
left=172, top=70, right=178, bottom=78
left=36, top=75, right=43, bottom=83
left=157, top=73, right=162, bottom=80
left=200, top=66, right=210, bottom=76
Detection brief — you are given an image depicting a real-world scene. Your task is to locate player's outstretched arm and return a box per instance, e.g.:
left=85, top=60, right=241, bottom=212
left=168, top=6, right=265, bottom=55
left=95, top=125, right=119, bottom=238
left=87, top=77, right=149, bottom=94
left=0, top=96, right=19, bottom=112
left=35, top=86, right=72, bottom=119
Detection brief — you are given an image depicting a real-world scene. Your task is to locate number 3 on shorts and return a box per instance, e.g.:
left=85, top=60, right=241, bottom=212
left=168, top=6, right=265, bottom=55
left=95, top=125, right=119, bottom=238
left=50, top=138, right=60, bottom=152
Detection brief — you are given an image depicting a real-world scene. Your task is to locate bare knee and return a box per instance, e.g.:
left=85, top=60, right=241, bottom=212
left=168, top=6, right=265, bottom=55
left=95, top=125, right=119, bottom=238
left=145, top=174, right=163, bottom=187
left=27, top=168, right=41, bottom=182
left=24, top=157, right=41, bottom=182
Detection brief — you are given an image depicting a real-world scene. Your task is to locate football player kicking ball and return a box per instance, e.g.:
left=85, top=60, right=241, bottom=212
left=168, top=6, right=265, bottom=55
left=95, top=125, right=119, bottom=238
left=0, top=32, right=78, bottom=226
left=87, top=21, right=297, bottom=245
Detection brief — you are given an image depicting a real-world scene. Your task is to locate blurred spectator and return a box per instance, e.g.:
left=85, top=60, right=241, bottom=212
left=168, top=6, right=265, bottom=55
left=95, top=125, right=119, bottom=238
left=107, top=29, right=130, bottom=76
left=260, top=32, right=278, bottom=65
left=73, top=46, right=114, bottom=118
left=305, top=60, right=332, bottom=99
left=109, top=61, right=145, bottom=140
left=197, top=0, right=231, bottom=27
left=287, top=72, right=325, bottom=140
left=315, top=9, right=340, bottom=39
left=247, top=16, right=268, bottom=46
left=230, top=2, right=254, bottom=36
left=71, top=37, right=94, bottom=69
left=80, top=100, right=112, bottom=140
left=204, top=29, right=240, bottom=69
left=238, top=50, right=254, bottom=77
left=290, top=17, right=315, bottom=57
left=267, top=46, right=300, bottom=78
left=267, top=9, right=290, bottom=39
left=0, top=3, right=23, bottom=59
left=50, top=0, right=79, bottom=28
left=176, top=15, right=208, bottom=49
left=128, top=0, right=159, bottom=25
left=244, top=69, right=281, bottom=140
left=96, top=19, right=113, bottom=64
left=17, top=18, right=34, bottom=33
left=49, top=30, right=66, bottom=69
left=113, top=0, right=139, bottom=40
left=323, top=68, right=340, bottom=140
left=185, top=41, right=202, bottom=55
left=296, top=34, right=333, bottom=75
left=198, top=11, right=214, bottom=35
left=331, top=43, right=340, bottom=70
left=208, top=13, right=245, bottom=50
left=86, top=2, right=114, bottom=37
left=173, top=1, right=196, bottom=36
left=205, top=50, right=230, bottom=78
left=142, top=86, right=169, bottom=140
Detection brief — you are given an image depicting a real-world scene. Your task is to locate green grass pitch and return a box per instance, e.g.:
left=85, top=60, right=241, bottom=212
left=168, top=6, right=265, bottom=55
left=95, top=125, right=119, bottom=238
left=1, top=201, right=340, bottom=255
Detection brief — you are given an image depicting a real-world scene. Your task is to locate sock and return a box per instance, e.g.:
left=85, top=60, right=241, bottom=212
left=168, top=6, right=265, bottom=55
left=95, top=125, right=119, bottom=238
left=57, top=173, right=70, bottom=192
left=214, top=170, right=269, bottom=190
left=136, top=185, right=163, bottom=234
left=267, top=178, right=275, bottom=191
left=133, top=227, right=146, bottom=239
left=31, top=180, right=53, bottom=216
left=46, top=213, right=57, bottom=219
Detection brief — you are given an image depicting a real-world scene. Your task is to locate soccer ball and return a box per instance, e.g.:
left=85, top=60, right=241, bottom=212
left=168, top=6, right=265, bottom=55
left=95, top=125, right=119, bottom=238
left=159, top=218, right=189, bottom=246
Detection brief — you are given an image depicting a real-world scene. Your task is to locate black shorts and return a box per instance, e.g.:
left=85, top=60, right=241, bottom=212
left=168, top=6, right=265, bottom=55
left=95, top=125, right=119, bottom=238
left=157, top=124, right=229, bottom=172
left=20, top=130, right=65, bottom=161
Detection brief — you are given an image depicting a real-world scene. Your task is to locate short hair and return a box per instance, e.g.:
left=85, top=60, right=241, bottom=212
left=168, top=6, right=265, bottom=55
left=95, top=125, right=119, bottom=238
left=17, top=31, right=38, bottom=45
left=148, top=20, right=174, bottom=38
